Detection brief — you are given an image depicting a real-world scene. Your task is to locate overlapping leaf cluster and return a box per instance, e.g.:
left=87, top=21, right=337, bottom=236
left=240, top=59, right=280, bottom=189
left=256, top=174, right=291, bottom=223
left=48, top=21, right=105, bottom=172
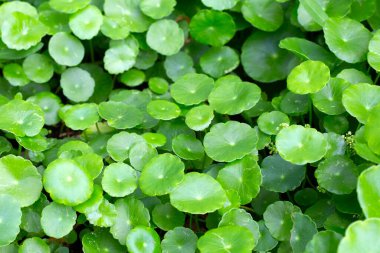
left=0, top=0, right=380, bottom=252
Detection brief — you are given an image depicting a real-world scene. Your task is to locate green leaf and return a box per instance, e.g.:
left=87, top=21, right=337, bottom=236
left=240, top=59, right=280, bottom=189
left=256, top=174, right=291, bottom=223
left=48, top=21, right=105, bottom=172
left=276, top=125, right=328, bottom=165
left=368, top=29, right=380, bottom=71
left=22, top=54, right=54, bottom=84
left=164, top=52, right=195, bottom=81
left=146, top=19, right=184, bottom=56
left=201, top=0, right=238, bottom=10
left=199, top=46, right=240, bottom=78
left=49, top=0, right=91, bottom=13
left=41, top=202, right=76, bottom=238
left=1, top=12, right=47, bottom=50
left=241, top=0, right=284, bottom=32
left=324, top=17, right=371, bottom=63
left=161, top=227, right=198, bottom=253
left=110, top=197, right=150, bottom=245
left=208, top=77, right=261, bottom=115
left=0, top=194, right=21, bottom=247
left=261, top=154, right=306, bottom=193
left=189, top=10, right=235, bottom=47
left=170, top=172, right=227, bottom=214
left=217, top=155, right=262, bottom=204
left=172, top=134, right=204, bottom=160
left=48, top=32, right=85, bottom=66
left=3, top=63, right=29, bottom=87
left=82, top=229, right=125, bottom=253
left=263, top=201, right=301, bottom=241
left=148, top=77, right=169, bottom=95
left=119, top=69, right=145, bottom=87
left=337, top=218, right=380, bottom=253
left=100, top=16, right=130, bottom=40
left=104, top=37, right=139, bottom=74
left=218, top=208, right=260, bottom=246
left=85, top=198, right=117, bottom=227
left=298, top=0, right=328, bottom=26
left=139, top=153, right=184, bottom=196
left=185, top=104, right=214, bottom=131
left=106, top=132, right=145, bottom=162
left=104, top=0, right=152, bottom=33
left=147, top=100, right=181, bottom=120
left=279, top=37, right=337, bottom=68
left=140, top=0, right=176, bottom=19
left=197, top=226, right=255, bottom=253
left=43, top=158, right=93, bottom=206
left=60, top=67, right=95, bottom=102
left=69, top=5, right=103, bottom=40
left=305, top=231, right=342, bottom=253
left=101, top=163, right=137, bottom=197
left=204, top=121, right=258, bottom=162
left=0, top=155, right=42, bottom=207
left=241, top=26, right=301, bottom=83
left=126, top=226, right=161, bottom=253
left=16, top=134, right=49, bottom=152
left=18, top=237, right=49, bottom=253
left=171, top=73, right=214, bottom=106
left=357, top=165, right=380, bottom=218
left=129, top=142, right=158, bottom=171
left=290, top=213, right=317, bottom=253
left=287, top=60, right=330, bottom=94
left=27, top=92, right=62, bottom=126
left=315, top=155, right=358, bottom=194
left=311, top=77, right=351, bottom=115
left=60, top=103, right=99, bottom=130
left=255, top=220, right=278, bottom=252
left=257, top=111, right=290, bottom=135
left=98, top=101, right=143, bottom=129
left=152, top=203, right=185, bottom=231
left=342, top=83, right=380, bottom=124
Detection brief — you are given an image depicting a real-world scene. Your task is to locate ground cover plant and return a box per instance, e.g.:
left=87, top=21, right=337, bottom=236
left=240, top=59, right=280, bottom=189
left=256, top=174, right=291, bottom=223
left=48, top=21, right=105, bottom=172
left=0, top=0, right=380, bottom=252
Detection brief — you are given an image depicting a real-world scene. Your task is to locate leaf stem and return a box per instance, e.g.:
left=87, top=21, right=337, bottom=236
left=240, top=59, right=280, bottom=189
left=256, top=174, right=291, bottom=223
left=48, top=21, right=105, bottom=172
left=95, top=122, right=101, bottom=134
left=240, top=205, right=255, bottom=213
left=17, top=145, right=22, bottom=156
left=309, top=97, right=313, bottom=126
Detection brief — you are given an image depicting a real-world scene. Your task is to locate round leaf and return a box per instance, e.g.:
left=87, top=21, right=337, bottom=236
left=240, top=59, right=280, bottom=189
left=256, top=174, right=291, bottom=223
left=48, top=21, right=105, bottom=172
left=98, top=101, right=143, bottom=129
left=49, top=0, right=90, bottom=13
left=323, top=17, right=371, bottom=63
left=171, top=73, right=214, bottom=106
left=201, top=0, right=238, bottom=10
left=368, top=29, right=380, bottom=72
left=139, top=153, right=185, bottom=196
left=170, top=172, right=227, bottom=214
left=48, top=32, right=85, bottom=66
left=140, top=0, right=176, bottom=19
left=208, top=78, right=261, bottom=115
left=189, top=10, right=235, bottom=47
left=0, top=155, right=42, bottom=207
left=172, top=134, right=204, bottom=160
left=161, top=227, right=198, bottom=253
left=241, top=0, right=283, bottom=32
left=357, top=165, right=380, bottom=218
left=41, top=202, right=76, bottom=238
left=69, top=5, right=103, bottom=40
left=305, top=231, right=342, bottom=253
left=204, top=121, right=258, bottom=162
left=276, top=125, right=328, bottom=165
left=22, top=54, right=54, bottom=83
left=197, top=226, right=255, bottom=253
left=199, top=46, right=239, bottom=78
left=287, top=60, right=330, bottom=94
left=126, top=226, right=160, bottom=253
left=147, top=100, right=181, bottom=120
left=61, top=103, right=99, bottom=130
left=342, top=83, right=380, bottom=124
left=315, top=155, right=358, bottom=194
left=146, top=19, right=184, bottom=56
left=152, top=203, right=185, bottom=231
left=101, top=163, right=137, bottom=197
left=106, top=132, right=145, bottom=162
left=0, top=194, right=21, bottom=247
left=257, top=111, right=290, bottom=135
left=60, top=67, right=95, bottom=102
left=185, top=104, right=214, bottom=131
left=261, top=154, right=306, bottom=193
left=19, top=237, right=49, bottom=253
left=337, top=218, right=380, bottom=253
left=43, top=158, right=93, bottom=206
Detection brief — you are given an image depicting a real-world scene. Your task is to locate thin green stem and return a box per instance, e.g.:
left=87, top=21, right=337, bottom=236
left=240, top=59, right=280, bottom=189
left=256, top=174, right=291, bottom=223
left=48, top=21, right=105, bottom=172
left=309, top=97, right=313, bottom=126
left=17, top=145, right=22, bottom=156
left=95, top=122, right=101, bottom=134
left=240, top=205, right=255, bottom=213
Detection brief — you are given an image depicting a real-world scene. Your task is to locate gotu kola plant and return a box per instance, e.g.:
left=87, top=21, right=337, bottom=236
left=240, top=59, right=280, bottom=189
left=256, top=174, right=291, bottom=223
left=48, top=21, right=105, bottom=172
left=1, top=0, right=380, bottom=252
